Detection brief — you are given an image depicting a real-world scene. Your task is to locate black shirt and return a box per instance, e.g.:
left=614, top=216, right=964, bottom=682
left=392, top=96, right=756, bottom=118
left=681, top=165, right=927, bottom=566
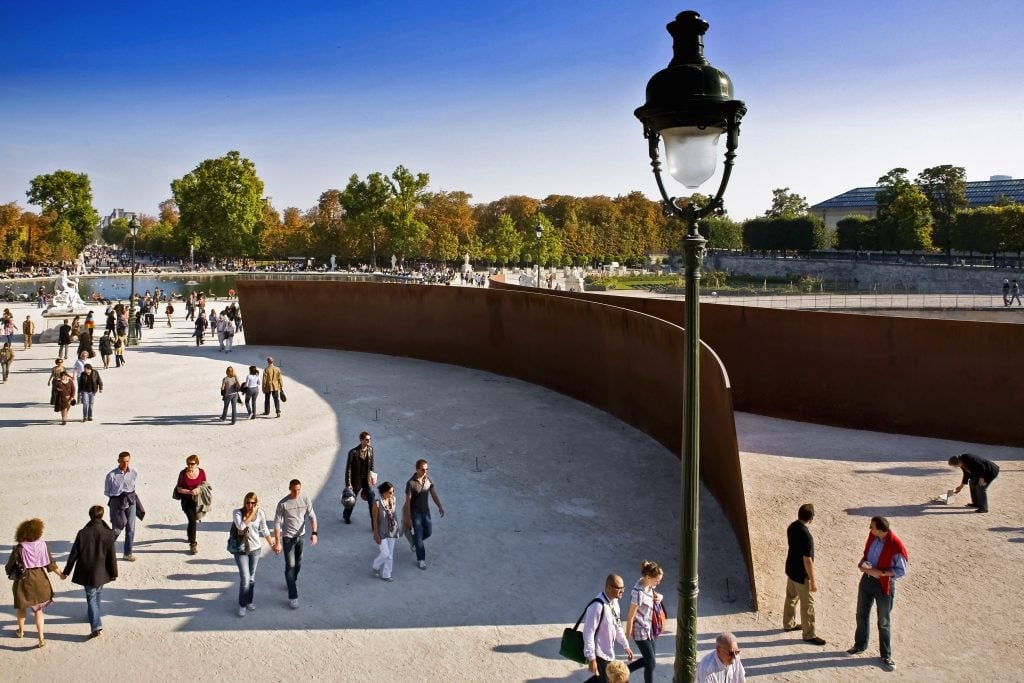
left=785, top=520, right=814, bottom=583
left=959, top=453, right=999, bottom=484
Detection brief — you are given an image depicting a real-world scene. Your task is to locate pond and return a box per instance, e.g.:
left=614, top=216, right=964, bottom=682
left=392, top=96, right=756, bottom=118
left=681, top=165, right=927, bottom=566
left=2, top=273, right=242, bottom=302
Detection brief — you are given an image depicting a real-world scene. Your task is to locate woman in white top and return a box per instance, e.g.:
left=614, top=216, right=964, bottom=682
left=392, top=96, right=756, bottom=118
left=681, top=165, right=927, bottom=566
left=243, top=366, right=260, bottom=419
left=232, top=492, right=273, bottom=617
left=371, top=482, right=401, bottom=581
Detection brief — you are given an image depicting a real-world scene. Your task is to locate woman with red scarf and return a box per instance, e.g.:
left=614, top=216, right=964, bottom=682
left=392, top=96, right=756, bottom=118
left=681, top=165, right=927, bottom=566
left=846, top=516, right=908, bottom=672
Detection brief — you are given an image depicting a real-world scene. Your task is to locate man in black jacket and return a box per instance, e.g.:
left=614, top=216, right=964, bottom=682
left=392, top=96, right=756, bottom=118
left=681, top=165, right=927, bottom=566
left=63, top=506, right=118, bottom=638
left=949, top=453, right=1000, bottom=513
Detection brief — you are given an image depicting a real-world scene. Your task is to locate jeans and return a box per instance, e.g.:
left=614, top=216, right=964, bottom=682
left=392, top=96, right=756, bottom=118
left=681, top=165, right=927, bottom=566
left=411, top=509, right=432, bottom=562
left=81, top=391, right=95, bottom=419
left=244, top=387, right=258, bottom=415
left=180, top=496, right=199, bottom=544
left=854, top=574, right=895, bottom=658
left=111, top=497, right=137, bottom=557
left=115, top=352, right=124, bottom=367
left=282, top=536, right=304, bottom=599
left=84, top=585, right=103, bottom=632
left=634, top=638, right=656, bottom=683
left=234, top=551, right=261, bottom=607
left=970, top=473, right=997, bottom=511
left=221, top=393, right=238, bottom=423
left=264, top=390, right=281, bottom=415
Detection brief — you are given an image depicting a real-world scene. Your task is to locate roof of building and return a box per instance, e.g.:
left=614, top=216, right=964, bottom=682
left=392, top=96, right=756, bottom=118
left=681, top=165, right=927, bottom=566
left=810, top=178, right=1024, bottom=211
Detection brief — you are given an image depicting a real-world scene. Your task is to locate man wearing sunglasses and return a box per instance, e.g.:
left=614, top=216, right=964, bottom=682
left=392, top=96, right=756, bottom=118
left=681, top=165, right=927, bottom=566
left=697, top=632, right=745, bottom=682
left=582, top=574, right=634, bottom=681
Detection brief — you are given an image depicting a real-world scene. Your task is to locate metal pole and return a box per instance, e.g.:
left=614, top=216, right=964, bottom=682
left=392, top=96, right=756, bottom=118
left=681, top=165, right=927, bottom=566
left=537, top=237, right=542, bottom=288
left=127, top=234, right=138, bottom=346
left=676, top=222, right=705, bottom=683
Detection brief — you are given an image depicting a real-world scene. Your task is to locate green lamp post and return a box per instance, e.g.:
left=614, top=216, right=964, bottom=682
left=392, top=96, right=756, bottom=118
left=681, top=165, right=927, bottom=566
left=634, top=10, right=746, bottom=682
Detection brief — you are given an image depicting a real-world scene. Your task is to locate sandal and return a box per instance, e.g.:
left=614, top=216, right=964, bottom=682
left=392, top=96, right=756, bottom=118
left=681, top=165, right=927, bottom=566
left=15, top=627, right=24, bottom=639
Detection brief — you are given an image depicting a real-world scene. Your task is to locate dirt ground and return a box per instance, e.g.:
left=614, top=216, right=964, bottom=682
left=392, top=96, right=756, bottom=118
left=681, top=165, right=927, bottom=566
left=0, top=300, right=1020, bottom=682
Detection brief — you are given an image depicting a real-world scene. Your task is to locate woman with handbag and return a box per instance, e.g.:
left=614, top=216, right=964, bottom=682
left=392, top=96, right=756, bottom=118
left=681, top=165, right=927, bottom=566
left=231, top=491, right=273, bottom=617
left=174, top=455, right=207, bottom=555
left=219, top=366, right=242, bottom=424
left=624, top=560, right=665, bottom=683
left=370, top=481, right=401, bottom=581
left=5, top=518, right=65, bottom=648
left=53, top=369, right=76, bottom=425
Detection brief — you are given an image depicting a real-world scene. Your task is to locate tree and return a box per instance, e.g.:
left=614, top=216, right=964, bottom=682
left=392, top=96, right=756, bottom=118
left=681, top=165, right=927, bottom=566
left=101, top=216, right=131, bottom=246
left=875, top=168, right=933, bottom=253
left=419, top=190, right=476, bottom=264
left=834, top=215, right=879, bottom=251
left=699, top=214, right=743, bottom=250
left=170, top=151, right=266, bottom=258
left=916, top=165, right=966, bottom=260
left=309, top=189, right=345, bottom=260
left=26, top=170, right=100, bottom=253
left=0, top=202, right=26, bottom=263
left=383, top=165, right=430, bottom=265
left=764, top=187, right=809, bottom=219
left=340, top=172, right=392, bottom=267
left=490, top=213, right=524, bottom=266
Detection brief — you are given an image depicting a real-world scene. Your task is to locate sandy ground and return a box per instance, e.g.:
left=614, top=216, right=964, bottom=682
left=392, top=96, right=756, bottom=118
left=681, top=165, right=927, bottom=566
left=0, top=300, right=1021, bottom=682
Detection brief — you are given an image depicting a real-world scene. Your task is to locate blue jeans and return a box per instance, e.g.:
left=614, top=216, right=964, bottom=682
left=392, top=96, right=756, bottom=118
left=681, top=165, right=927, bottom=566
left=221, top=393, right=237, bottom=422
left=84, top=585, right=103, bottom=632
left=81, top=391, right=95, bottom=419
left=234, top=551, right=261, bottom=607
left=634, top=638, right=656, bottom=683
left=244, top=387, right=259, bottom=415
left=411, top=509, right=432, bottom=562
left=111, top=498, right=136, bottom=557
left=854, top=574, right=895, bottom=658
left=282, top=536, right=303, bottom=599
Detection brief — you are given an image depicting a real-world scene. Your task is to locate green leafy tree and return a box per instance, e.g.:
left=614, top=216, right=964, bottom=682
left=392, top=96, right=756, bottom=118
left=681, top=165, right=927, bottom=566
left=419, top=190, right=476, bottom=264
left=383, top=165, right=430, bottom=265
left=0, top=203, right=26, bottom=263
left=340, top=172, right=392, bottom=267
left=699, top=214, right=743, bottom=250
left=763, top=187, right=809, bottom=219
left=309, top=189, right=345, bottom=260
left=875, top=168, right=933, bottom=253
left=491, top=213, right=524, bottom=266
left=26, top=170, right=100, bottom=253
left=170, top=151, right=266, bottom=258
left=834, top=215, right=879, bottom=251
left=101, top=216, right=131, bottom=246
left=916, top=165, right=967, bottom=260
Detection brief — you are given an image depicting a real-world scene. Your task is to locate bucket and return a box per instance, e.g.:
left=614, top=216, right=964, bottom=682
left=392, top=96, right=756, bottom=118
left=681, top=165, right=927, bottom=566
left=944, top=489, right=956, bottom=505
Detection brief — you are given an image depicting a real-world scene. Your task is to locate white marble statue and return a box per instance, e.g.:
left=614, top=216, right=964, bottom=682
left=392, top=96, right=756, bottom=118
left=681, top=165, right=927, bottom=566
left=50, top=269, right=87, bottom=312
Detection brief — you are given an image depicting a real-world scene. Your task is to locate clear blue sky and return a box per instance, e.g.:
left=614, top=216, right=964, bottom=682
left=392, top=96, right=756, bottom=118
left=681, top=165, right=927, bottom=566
left=2, top=0, right=1022, bottom=222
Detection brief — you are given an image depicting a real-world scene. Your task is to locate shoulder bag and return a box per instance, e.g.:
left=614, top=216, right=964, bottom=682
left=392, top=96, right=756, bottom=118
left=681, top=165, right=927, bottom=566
left=6, top=544, right=23, bottom=581
left=559, top=598, right=605, bottom=664
left=227, top=521, right=250, bottom=555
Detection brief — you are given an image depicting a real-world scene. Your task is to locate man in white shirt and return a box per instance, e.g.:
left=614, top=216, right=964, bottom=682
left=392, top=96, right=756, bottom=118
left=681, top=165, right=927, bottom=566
left=697, top=632, right=746, bottom=683
left=582, top=574, right=633, bottom=681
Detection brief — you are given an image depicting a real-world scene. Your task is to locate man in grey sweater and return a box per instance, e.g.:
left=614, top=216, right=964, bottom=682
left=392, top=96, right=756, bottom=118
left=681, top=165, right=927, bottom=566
left=273, top=479, right=318, bottom=608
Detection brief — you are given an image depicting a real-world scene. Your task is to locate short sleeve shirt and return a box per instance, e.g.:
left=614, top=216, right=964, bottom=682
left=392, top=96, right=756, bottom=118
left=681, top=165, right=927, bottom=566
left=406, top=475, right=435, bottom=514
left=785, top=520, right=813, bottom=582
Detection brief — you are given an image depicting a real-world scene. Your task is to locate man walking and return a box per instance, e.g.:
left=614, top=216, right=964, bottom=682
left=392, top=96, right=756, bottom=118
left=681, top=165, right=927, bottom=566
left=273, top=479, right=317, bottom=609
left=58, top=319, right=72, bottom=359
left=62, top=505, right=118, bottom=638
left=343, top=431, right=376, bottom=525
left=581, top=574, right=634, bottom=681
left=22, top=315, right=35, bottom=349
left=403, top=459, right=445, bottom=570
left=104, top=451, right=143, bottom=561
left=783, top=503, right=826, bottom=645
left=847, top=516, right=908, bottom=672
left=949, top=453, right=1000, bottom=513
left=1011, top=279, right=1023, bottom=306
left=78, top=364, right=103, bottom=422
left=262, top=356, right=284, bottom=417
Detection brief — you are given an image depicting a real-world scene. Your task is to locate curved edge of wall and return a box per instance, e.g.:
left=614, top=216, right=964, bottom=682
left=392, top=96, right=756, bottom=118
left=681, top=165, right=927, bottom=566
left=238, top=278, right=758, bottom=609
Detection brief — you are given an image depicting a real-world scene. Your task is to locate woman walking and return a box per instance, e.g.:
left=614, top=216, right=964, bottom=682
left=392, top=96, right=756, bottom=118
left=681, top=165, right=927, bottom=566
left=624, top=560, right=665, bottom=683
left=5, top=518, right=65, bottom=647
left=371, top=481, right=401, bottom=582
left=98, top=331, right=113, bottom=369
left=174, top=455, right=207, bottom=555
left=0, top=341, right=13, bottom=383
left=220, top=366, right=241, bottom=424
left=243, top=365, right=260, bottom=419
left=231, top=492, right=273, bottom=617
left=53, top=369, right=76, bottom=425
left=46, top=358, right=64, bottom=405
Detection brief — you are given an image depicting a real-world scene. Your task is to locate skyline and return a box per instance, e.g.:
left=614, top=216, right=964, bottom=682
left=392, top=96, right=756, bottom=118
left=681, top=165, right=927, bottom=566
left=2, top=1, right=1023, bottom=224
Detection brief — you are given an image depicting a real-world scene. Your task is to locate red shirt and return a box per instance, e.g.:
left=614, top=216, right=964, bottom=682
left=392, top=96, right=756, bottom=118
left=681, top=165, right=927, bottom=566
left=177, top=467, right=207, bottom=490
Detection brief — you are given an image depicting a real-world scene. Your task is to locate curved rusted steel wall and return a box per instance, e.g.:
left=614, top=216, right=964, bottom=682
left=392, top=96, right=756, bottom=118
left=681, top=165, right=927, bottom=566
left=237, top=278, right=757, bottom=607
left=500, top=283, right=1023, bottom=447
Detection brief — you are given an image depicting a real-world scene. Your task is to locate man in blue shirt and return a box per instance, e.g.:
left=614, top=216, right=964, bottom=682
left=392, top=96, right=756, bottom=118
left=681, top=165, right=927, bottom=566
left=847, top=516, right=908, bottom=672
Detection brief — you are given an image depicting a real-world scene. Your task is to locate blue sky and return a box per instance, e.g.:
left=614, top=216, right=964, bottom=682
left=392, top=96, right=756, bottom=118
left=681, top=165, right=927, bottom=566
left=2, top=0, right=1022, bottom=222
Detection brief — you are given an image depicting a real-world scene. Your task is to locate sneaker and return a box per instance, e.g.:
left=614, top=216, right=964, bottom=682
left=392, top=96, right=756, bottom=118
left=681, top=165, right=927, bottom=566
left=417, top=560, right=427, bottom=570
left=975, top=508, right=989, bottom=513
left=123, top=555, right=136, bottom=562
left=289, top=598, right=299, bottom=609
left=246, top=604, right=256, bottom=611
left=881, top=656, right=896, bottom=671
left=237, top=607, right=247, bottom=617
left=344, top=518, right=352, bottom=525
left=846, top=646, right=865, bottom=656
left=407, top=534, right=416, bottom=554
left=381, top=576, right=394, bottom=582
left=803, top=637, right=827, bottom=645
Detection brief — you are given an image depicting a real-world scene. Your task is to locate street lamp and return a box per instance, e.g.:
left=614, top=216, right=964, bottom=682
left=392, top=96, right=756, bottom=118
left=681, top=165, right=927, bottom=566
left=634, top=10, right=745, bottom=682
left=127, top=216, right=140, bottom=346
left=535, top=221, right=543, bottom=288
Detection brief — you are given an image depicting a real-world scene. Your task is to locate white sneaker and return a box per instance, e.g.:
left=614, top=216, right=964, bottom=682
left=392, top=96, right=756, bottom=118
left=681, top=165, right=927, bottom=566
left=417, top=560, right=427, bottom=570
left=237, top=607, right=246, bottom=617
left=246, top=604, right=256, bottom=611
left=289, top=598, right=299, bottom=609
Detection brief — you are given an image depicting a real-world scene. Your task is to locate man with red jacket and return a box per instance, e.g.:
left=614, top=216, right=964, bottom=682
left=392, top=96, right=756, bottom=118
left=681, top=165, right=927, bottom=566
left=847, top=516, right=908, bottom=672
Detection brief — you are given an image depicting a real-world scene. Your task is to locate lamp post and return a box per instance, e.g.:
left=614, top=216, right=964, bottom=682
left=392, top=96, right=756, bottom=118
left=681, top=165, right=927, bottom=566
left=127, top=216, right=140, bottom=346
left=535, top=221, right=544, bottom=288
left=634, top=11, right=745, bottom=682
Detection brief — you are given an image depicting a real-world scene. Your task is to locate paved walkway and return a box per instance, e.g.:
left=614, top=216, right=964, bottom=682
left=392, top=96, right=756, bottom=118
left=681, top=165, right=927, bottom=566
left=0, top=301, right=1021, bottom=681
